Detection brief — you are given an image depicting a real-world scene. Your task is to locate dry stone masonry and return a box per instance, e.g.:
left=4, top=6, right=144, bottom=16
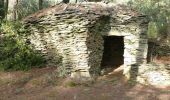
left=24, top=2, right=148, bottom=80
left=23, top=3, right=170, bottom=86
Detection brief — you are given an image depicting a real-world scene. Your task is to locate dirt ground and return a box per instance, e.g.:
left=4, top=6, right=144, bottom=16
left=0, top=65, right=170, bottom=100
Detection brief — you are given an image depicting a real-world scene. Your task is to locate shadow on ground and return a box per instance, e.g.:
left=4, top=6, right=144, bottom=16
left=0, top=67, right=170, bottom=100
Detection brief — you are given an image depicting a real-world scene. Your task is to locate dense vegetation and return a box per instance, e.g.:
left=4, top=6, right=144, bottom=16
left=0, top=21, right=44, bottom=71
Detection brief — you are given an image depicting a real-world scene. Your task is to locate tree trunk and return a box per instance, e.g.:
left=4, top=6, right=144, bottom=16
left=0, top=0, right=5, bottom=19
left=6, top=0, right=18, bottom=21
left=4, top=0, right=8, bottom=20
left=39, top=0, right=43, bottom=10
left=63, top=0, right=69, bottom=3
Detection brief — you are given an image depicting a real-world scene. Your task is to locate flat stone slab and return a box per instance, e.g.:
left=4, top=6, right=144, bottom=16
left=136, top=63, right=170, bottom=86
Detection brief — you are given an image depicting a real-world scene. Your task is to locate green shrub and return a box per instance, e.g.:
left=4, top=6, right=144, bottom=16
left=0, top=21, right=45, bottom=71
left=128, top=0, right=170, bottom=40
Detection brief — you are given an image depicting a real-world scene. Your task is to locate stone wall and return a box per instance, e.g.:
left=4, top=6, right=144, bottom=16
left=24, top=3, right=149, bottom=81
left=88, top=4, right=149, bottom=78
left=24, top=3, right=111, bottom=79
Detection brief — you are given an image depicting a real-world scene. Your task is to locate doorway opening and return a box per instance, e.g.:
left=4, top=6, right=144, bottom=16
left=101, top=36, right=124, bottom=73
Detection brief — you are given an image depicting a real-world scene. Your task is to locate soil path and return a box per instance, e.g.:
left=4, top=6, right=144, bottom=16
left=0, top=67, right=170, bottom=100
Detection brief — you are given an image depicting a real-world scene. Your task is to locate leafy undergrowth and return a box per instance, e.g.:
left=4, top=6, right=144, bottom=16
left=0, top=21, right=45, bottom=71
left=0, top=67, right=170, bottom=100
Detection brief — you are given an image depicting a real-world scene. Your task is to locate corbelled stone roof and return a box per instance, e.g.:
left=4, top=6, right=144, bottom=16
left=23, top=2, right=144, bottom=23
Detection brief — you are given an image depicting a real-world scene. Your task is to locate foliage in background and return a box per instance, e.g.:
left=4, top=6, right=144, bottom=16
left=0, top=20, right=45, bottom=71
left=17, top=0, right=59, bottom=19
left=17, top=0, right=39, bottom=19
left=128, top=0, right=170, bottom=42
left=126, top=0, right=170, bottom=60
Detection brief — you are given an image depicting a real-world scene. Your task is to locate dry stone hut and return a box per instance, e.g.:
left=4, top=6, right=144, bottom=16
left=24, top=3, right=149, bottom=81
